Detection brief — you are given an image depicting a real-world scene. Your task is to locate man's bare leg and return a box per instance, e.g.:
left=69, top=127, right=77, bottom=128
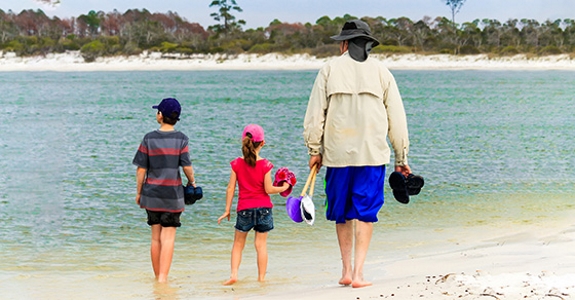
left=351, top=221, right=373, bottom=288
left=336, top=221, right=353, bottom=285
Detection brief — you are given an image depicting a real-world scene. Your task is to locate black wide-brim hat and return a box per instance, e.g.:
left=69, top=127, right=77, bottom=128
left=330, top=19, right=380, bottom=47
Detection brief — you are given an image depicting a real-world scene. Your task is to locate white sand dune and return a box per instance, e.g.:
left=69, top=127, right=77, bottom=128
left=2, top=51, right=575, bottom=71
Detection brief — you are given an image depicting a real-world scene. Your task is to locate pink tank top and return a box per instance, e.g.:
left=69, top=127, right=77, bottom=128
left=230, top=157, right=274, bottom=211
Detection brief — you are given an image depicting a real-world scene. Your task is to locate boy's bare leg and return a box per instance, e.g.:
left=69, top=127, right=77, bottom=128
left=150, top=225, right=162, bottom=279
left=157, top=226, right=177, bottom=283
left=336, top=221, right=353, bottom=286
left=223, top=230, right=248, bottom=285
left=351, top=221, right=373, bottom=288
left=254, top=231, right=268, bottom=282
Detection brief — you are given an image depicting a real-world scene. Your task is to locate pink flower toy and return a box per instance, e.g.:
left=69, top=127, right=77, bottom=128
left=273, top=167, right=297, bottom=197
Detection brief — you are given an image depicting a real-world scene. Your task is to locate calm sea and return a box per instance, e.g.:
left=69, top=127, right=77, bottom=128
left=0, top=69, right=574, bottom=299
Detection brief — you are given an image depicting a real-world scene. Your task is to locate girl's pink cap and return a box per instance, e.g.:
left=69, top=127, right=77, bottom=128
left=242, top=124, right=265, bottom=142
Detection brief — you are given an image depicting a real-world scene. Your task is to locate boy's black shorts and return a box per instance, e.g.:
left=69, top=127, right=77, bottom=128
left=146, top=210, right=182, bottom=227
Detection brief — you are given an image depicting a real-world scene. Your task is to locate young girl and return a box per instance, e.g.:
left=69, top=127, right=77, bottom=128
left=217, top=124, right=289, bottom=285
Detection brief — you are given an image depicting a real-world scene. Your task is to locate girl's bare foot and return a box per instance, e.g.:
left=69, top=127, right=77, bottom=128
left=223, top=277, right=237, bottom=285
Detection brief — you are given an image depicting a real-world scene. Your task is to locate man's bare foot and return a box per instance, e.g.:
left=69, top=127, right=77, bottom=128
left=339, top=268, right=352, bottom=286
left=223, top=277, right=237, bottom=285
left=351, top=279, right=372, bottom=288
left=338, top=276, right=352, bottom=286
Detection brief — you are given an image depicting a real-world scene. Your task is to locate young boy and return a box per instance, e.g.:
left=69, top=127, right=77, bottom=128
left=132, top=97, right=196, bottom=283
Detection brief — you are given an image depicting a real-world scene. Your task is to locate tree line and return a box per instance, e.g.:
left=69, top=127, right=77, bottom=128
left=1, top=8, right=574, bottom=62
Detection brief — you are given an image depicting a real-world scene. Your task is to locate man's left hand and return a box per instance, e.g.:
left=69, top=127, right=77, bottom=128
left=395, top=164, right=411, bottom=177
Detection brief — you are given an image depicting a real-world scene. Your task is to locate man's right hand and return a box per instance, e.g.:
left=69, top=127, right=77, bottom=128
left=309, top=155, right=322, bottom=171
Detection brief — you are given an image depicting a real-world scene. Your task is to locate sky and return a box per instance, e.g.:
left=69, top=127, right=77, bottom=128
left=1, top=0, right=575, bottom=29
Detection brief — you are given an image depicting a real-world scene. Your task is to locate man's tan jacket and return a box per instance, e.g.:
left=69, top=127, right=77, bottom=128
left=303, top=52, right=409, bottom=167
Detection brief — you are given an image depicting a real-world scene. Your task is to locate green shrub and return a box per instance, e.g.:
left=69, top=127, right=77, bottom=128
left=220, top=40, right=250, bottom=54
left=248, top=43, right=274, bottom=54
left=99, top=36, right=120, bottom=46
left=209, top=46, right=224, bottom=53
left=80, top=40, right=105, bottom=62
left=148, top=46, right=161, bottom=52
left=4, top=40, right=24, bottom=54
left=500, top=46, right=519, bottom=56
left=160, top=41, right=178, bottom=53
left=108, top=44, right=122, bottom=55
left=459, top=45, right=480, bottom=55
left=38, top=37, right=57, bottom=54
left=175, top=47, right=194, bottom=55
left=123, top=42, right=142, bottom=56
left=224, top=47, right=244, bottom=55
left=60, top=37, right=80, bottom=51
left=14, top=36, right=40, bottom=55
left=371, top=45, right=412, bottom=54
left=539, top=45, right=562, bottom=55
left=311, top=44, right=340, bottom=58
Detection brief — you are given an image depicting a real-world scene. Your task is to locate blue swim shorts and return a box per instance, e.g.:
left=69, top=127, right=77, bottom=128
left=235, top=207, right=274, bottom=233
left=325, top=165, right=386, bottom=224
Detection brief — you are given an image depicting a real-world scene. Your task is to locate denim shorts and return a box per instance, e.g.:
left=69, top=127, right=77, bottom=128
left=235, top=207, right=274, bottom=233
left=146, top=210, right=182, bottom=228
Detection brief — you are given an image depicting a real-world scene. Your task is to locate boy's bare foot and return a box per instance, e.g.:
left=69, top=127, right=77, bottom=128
left=351, top=279, right=372, bottom=288
left=223, top=277, right=237, bottom=285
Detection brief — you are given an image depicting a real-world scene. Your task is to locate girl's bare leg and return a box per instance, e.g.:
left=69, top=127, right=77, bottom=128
left=223, top=230, right=248, bottom=285
left=254, top=231, right=268, bottom=282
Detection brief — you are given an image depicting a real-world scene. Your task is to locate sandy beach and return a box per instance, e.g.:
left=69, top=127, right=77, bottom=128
left=2, top=50, right=575, bottom=71
left=247, top=215, right=575, bottom=300
left=2, top=51, right=574, bottom=300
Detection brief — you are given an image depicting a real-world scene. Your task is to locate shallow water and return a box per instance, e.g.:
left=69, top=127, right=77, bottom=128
left=0, top=70, right=574, bottom=299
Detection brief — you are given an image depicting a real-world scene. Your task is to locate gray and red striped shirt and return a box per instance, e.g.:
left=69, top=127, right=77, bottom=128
left=133, top=130, right=192, bottom=212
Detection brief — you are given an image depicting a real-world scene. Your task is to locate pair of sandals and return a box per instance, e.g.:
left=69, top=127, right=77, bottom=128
left=389, top=172, right=425, bottom=204
left=184, top=185, right=203, bottom=205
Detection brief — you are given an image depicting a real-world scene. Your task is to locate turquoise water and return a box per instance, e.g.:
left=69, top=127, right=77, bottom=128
left=0, top=70, right=574, bottom=299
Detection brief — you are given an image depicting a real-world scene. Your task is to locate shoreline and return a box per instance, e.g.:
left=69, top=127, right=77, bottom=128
left=249, top=218, right=575, bottom=300
left=2, top=51, right=575, bottom=71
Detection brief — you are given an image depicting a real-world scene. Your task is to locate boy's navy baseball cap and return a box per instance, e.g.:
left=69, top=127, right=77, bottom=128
left=152, top=98, right=181, bottom=120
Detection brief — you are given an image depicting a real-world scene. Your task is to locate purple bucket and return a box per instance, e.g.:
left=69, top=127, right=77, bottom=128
left=286, top=195, right=303, bottom=223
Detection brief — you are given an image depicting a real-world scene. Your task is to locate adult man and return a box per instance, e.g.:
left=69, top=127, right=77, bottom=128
left=303, top=20, right=412, bottom=288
